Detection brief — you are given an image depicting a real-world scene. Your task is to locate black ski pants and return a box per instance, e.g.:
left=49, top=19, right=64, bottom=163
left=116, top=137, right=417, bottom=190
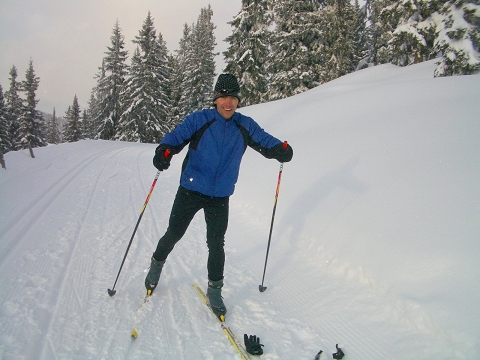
left=153, top=186, right=229, bottom=282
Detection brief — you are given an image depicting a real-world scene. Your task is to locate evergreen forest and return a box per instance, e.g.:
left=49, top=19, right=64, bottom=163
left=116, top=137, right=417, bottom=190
left=1, top=0, right=479, bottom=155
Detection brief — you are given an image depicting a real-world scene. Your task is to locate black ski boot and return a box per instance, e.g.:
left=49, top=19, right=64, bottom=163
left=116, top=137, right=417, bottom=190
left=207, top=278, right=227, bottom=318
left=145, top=256, right=165, bottom=293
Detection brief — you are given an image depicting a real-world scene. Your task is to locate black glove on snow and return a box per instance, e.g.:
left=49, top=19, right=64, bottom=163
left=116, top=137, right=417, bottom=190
left=270, top=142, right=293, bottom=163
left=153, top=145, right=172, bottom=171
left=244, top=334, right=264, bottom=355
left=332, top=344, right=345, bottom=359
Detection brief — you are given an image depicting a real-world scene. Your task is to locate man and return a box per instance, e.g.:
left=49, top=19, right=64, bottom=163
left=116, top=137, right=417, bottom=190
left=145, top=74, right=293, bottom=317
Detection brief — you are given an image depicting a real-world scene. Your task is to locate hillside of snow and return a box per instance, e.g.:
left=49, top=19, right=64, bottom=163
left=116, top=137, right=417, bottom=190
left=1, top=60, right=479, bottom=359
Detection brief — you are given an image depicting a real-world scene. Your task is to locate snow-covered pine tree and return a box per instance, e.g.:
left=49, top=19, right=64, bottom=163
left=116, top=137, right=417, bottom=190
left=117, top=12, right=171, bottom=143
left=45, top=108, right=61, bottom=144
left=318, top=0, right=358, bottom=84
left=116, top=48, right=146, bottom=142
left=268, top=0, right=323, bottom=100
left=95, top=21, right=129, bottom=140
left=434, top=1, right=480, bottom=76
left=170, top=24, right=191, bottom=123
left=382, top=0, right=440, bottom=67
left=372, top=0, right=479, bottom=75
left=194, top=5, right=217, bottom=110
left=179, top=6, right=217, bottom=113
left=18, top=60, right=46, bottom=150
left=86, top=89, right=101, bottom=140
left=4, top=66, right=23, bottom=151
left=167, top=50, right=184, bottom=126
left=94, top=67, right=114, bottom=140
left=353, top=0, right=370, bottom=70
left=176, top=23, right=197, bottom=117
left=81, top=109, right=91, bottom=140
left=223, top=0, right=272, bottom=106
left=364, top=0, right=397, bottom=65
left=165, top=54, right=176, bottom=122
left=62, top=95, right=82, bottom=142
left=0, top=84, right=11, bottom=154
left=62, top=106, right=72, bottom=141
left=89, top=63, right=106, bottom=139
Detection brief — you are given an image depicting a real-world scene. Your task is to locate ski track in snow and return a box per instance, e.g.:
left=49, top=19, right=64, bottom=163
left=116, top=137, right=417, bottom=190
left=1, top=62, right=479, bottom=359
left=223, top=214, right=453, bottom=360
left=0, top=141, right=470, bottom=359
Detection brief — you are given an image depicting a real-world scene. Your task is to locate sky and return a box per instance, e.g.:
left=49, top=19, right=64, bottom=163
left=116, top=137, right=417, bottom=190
left=0, top=0, right=241, bottom=116
left=1, top=60, right=479, bottom=359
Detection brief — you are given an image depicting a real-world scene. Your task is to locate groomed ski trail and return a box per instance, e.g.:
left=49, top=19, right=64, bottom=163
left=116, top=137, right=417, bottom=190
left=1, top=136, right=475, bottom=359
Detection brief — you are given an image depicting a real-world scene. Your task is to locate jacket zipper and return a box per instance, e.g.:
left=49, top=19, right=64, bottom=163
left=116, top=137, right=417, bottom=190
left=211, top=118, right=228, bottom=197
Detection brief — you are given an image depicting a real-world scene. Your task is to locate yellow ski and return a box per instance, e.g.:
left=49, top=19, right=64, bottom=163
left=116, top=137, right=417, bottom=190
left=131, top=289, right=152, bottom=338
left=193, top=283, right=252, bottom=360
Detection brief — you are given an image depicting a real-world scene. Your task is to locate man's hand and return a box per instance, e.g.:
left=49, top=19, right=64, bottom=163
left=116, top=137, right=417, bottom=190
left=153, top=145, right=172, bottom=171
left=272, top=141, right=293, bottom=163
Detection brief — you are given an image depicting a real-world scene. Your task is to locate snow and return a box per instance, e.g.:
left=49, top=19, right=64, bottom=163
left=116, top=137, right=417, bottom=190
left=1, top=60, right=480, bottom=359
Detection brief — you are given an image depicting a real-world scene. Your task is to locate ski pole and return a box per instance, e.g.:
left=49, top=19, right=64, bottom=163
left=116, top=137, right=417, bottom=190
left=259, top=142, right=287, bottom=292
left=108, top=150, right=170, bottom=297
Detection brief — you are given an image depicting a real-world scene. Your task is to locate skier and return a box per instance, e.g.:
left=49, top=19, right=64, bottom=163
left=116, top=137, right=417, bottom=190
left=145, top=74, right=293, bottom=317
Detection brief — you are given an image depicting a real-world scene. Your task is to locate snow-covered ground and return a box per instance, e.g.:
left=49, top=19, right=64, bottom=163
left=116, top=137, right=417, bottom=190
left=1, top=60, right=479, bottom=359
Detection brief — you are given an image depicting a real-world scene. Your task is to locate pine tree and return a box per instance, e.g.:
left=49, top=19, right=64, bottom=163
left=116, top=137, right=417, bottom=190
left=318, top=0, right=357, bottom=84
left=92, top=61, right=112, bottom=140
left=179, top=6, right=217, bottom=113
left=434, top=1, right=480, bottom=76
left=170, top=24, right=193, bottom=123
left=86, top=87, right=102, bottom=140
left=352, top=0, right=369, bottom=70
left=223, top=0, right=272, bottom=106
left=195, top=6, right=217, bottom=110
left=365, top=0, right=397, bottom=65
left=4, top=66, right=23, bottom=151
left=81, top=109, right=91, bottom=139
left=96, top=21, right=129, bottom=140
left=116, top=48, right=145, bottom=142
left=18, top=59, right=46, bottom=150
left=383, top=0, right=440, bottom=66
left=176, top=22, right=198, bottom=117
left=117, top=12, right=171, bottom=143
left=45, top=108, right=61, bottom=144
left=370, top=0, right=479, bottom=75
left=167, top=53, right=183, bottom=125
left=268, top=0, right=323, bottom=100
left=62, top=95, right=82, bottom=142
left=0, top=84, right=11, bottom=153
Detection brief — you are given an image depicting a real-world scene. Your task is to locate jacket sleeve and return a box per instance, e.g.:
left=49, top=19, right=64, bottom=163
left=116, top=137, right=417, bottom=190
left=236, top=115, right=293, bottom=162
left=235, top=115, right=278, bottom=149
left=159, top=113, right=199, bottom=155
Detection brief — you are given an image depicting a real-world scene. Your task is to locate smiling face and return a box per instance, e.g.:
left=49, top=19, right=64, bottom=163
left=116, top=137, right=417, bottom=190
left=214, top=96, right=239, bottom=119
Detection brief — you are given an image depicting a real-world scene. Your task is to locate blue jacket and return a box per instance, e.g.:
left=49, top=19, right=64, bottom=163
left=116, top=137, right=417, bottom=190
left=160, top=108, right=282, bottom=197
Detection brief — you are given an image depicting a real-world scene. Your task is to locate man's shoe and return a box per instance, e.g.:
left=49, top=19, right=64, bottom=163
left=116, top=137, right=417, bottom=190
left=206, top=278, right=227, bottom=317
left=144, top=256, right=165, bottom=293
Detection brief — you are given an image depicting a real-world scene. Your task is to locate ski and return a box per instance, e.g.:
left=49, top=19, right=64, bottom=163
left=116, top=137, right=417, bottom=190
left=193, top=283, right=253, bottom=360
left=131, top=289, right=152, bottom=338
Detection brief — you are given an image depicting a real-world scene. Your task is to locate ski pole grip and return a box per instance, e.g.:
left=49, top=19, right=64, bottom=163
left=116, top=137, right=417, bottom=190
left=164, top=149, right=171, bottom=158
left=282, top=141, right=288, bottom=149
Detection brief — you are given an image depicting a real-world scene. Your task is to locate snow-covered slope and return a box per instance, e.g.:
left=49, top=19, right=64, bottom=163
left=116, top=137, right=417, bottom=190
left=1, top=60, right=479, bottom=359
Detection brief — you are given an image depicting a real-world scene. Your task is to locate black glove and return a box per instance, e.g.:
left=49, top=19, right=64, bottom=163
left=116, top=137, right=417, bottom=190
left=332, top=344, right=345, bottom=359
left=153, top=145, right=172, bottom=171
left=271, top=142, right=293, bottom=163
left=244, top=334, right=264, bottom=355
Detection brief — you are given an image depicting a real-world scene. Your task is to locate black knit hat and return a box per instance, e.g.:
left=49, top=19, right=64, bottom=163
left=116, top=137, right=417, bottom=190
left=213, top=74, right=241, bottom=102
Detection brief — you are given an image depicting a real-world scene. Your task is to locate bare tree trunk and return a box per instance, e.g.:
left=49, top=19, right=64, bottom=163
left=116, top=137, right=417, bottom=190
left=28, top=142, right=35, bottom=158
left=0, top=151, right=5, bottom=169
